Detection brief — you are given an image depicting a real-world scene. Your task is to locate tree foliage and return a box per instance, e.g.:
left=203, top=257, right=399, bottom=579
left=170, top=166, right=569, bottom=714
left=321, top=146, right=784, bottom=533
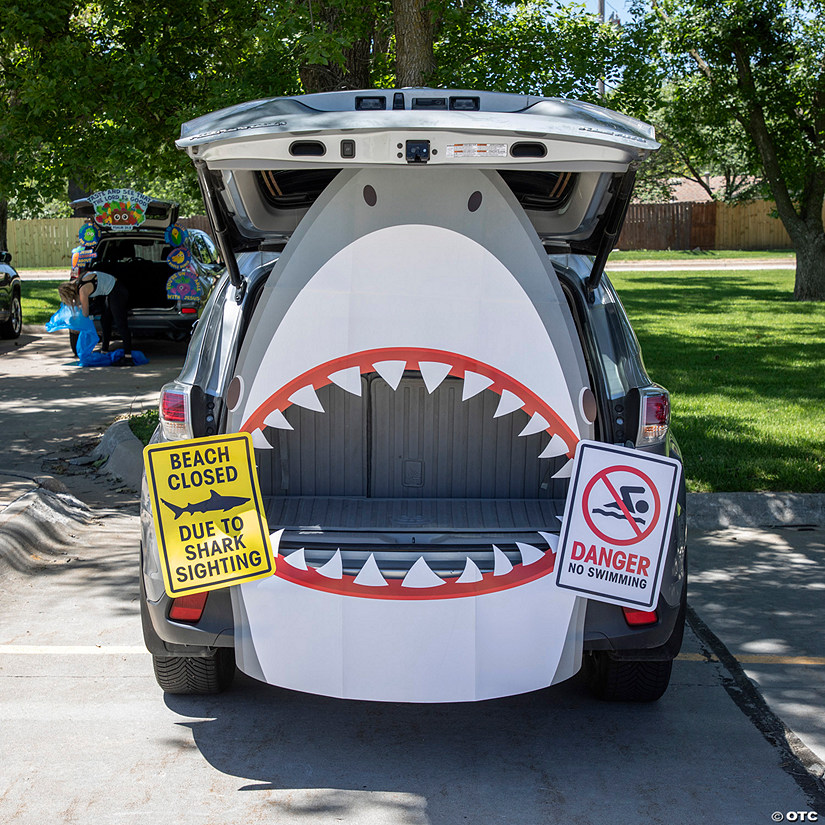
left=622, top=0, right=825, bottom=299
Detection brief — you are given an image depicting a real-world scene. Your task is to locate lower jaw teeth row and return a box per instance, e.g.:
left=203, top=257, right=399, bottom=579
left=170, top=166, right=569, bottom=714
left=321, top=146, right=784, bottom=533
left=280, top=535, right=556, bottom=589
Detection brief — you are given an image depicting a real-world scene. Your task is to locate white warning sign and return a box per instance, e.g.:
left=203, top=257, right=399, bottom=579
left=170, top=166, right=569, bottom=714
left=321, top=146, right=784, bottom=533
left=555, top=441, right=682, bottom=610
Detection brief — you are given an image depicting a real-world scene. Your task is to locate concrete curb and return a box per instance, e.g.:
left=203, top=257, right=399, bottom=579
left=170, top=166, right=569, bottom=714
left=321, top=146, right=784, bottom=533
left=0, top=483, right=92, bottom=576
left=92, top=419, right=145, bottom=492
left=686, top=492, right=825, bottom=529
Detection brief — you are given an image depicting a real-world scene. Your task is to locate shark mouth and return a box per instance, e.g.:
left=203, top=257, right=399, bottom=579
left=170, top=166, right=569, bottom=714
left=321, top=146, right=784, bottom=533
left=238, top=346, right=581, bottom=601
left=270, top=530, right=559, bottom=600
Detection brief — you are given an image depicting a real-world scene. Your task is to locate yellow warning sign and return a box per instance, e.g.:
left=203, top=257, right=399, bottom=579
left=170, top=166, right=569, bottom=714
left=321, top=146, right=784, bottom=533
left=143, top=433, right=274, bottom=597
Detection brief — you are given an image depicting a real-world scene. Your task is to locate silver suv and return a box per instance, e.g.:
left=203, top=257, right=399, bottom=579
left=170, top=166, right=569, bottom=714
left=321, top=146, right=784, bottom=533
left=140, top=89, right=687, bottom=703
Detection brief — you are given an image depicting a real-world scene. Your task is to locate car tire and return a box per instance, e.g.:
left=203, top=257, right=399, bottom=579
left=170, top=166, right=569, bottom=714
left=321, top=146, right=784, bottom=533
left=152, top=648, right=236, bottom=695
left=0, top=293, right=22, bottom=339
left=582, top=653, right=673, bottom=702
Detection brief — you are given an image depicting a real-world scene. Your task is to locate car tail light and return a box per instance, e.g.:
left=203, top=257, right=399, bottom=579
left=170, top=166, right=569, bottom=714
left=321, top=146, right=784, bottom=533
left=159, top=383, right=193, bottom=440
left=637, top=388, right=670, bottom=445
left=622, top=607, right=658, bottom=626
left=169, top=591, right=209, bottom=622
left=181, top=307, right=197, bottom=314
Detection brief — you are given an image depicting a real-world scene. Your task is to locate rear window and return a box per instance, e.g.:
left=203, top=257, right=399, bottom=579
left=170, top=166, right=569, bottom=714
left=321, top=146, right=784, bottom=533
left=498, top=170, right=577, bottom=211
left=257, top=170, right=340, bottom=209
left=96, top=237, right=168, bottom=264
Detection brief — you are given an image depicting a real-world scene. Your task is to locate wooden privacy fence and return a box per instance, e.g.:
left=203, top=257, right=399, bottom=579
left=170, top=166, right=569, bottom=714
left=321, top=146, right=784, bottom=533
left=7, top=218, right=84, bottom=269
left=617, top=200, right=800, bottom=251
left=6, top=215, right=213, bottom=268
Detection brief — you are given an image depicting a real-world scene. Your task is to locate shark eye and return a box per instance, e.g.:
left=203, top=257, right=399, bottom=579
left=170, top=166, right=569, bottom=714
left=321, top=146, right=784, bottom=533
left=363, top=185, right=377, bottom=207
left=468, top=191, right=482, bottom=212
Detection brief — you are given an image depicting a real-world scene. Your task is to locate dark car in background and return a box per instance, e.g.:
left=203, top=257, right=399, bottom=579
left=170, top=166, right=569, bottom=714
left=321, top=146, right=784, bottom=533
left=69, top=193, right=224, bottom=352
left=140, top=89, right=687, bottom=704
left=0, top=250, right=22, bottom=339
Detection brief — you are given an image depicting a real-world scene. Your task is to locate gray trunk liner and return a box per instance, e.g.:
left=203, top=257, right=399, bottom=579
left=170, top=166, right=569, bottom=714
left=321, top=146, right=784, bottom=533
left=256, top=375, right=569, bottom=532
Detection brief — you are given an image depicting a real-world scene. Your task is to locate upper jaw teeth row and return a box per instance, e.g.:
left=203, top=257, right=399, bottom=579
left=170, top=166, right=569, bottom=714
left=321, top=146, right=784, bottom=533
left=252, top=360, right=572, bottom=478
left=275, top=531, right=558, bottom=588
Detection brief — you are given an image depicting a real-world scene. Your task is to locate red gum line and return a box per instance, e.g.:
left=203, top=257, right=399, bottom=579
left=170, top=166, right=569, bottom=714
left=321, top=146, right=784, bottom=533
left=274, top=550, right=558, bottom=600
left=241, top=346, right=579, bottom=458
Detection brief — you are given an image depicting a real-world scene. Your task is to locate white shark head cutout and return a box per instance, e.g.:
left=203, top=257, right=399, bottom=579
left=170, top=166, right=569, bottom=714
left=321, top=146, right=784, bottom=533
left=226, top=168, right=595, bottom=701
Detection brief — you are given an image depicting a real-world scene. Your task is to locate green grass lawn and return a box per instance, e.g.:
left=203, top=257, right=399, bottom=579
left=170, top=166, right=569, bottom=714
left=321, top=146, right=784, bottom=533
left=610, top=268, right=824, bottom=493
left=21, top=279, right=62, bottom=325
left=609, top=249, right=794, bottom=261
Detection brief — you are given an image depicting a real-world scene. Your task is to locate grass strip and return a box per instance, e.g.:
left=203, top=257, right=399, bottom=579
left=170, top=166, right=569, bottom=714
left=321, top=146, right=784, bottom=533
left=21, top=279, right=62, bottom=325
left=610, top=268, right=824, bottom=493
left=129, top=410, right=159, bottom=446
left=609, top=249, right=794, bottom=261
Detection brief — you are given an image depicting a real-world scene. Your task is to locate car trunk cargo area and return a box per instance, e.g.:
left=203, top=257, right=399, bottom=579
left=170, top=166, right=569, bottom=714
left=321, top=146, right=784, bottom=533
left=255, top=375, right=570, bottom=537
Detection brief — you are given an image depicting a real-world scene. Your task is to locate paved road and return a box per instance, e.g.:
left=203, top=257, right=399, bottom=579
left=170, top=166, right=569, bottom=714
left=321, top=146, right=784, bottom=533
left=0, top=331, right=823, bottom=824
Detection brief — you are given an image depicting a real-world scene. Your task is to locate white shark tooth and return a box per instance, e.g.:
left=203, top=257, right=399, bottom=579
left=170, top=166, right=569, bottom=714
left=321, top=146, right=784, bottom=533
left=402, top=557, right=446, bottom=588
left=317, top=548, right=343, bottom=579
left=538, top=433, right=569, bottom=459
left=251, top=428, right=273, bottom=449
left=353, top=553, right=389, bottom=587
left=269, top=528, right=284, bottom=556
left=288, top=384, right=325, bottom=412
left=462, top=370, right=494, bottom=401
left=419, top=361, right=453, bottom=394
left=264, top=409, right=293, bottom=430
left=556, top=515, right=564, bottom=523
left=493, top=545, right=514, bottom=576
left=538, top=531, right=560, bottom=553
left=373, top=360, right=406, bottom=390
left=519, top=412, right=550, bottom=437
left=328, top=366, right=362, bottom=397
left=494, top=390, right=524, bottom=418
left=516, top=542, right=545, bottom=566
left=456, top=556, right=483, bottom=584
left=283, top=547, right=308, bottom=570
left=551, top=459, right=574, bottom=479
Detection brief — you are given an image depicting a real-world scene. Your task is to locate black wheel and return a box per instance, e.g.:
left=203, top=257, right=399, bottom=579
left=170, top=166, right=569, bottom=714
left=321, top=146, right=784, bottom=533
left=152, top=648, right=236, bottom=694
left=0, top=293, right=21, bottom=339
left=69, top=329, right=79, bottom=355
left=583, top=653, right=673, bottom=702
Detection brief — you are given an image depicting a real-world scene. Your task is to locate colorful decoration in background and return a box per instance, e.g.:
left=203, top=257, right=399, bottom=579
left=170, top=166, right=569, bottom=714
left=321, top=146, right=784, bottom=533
left=88, top=188, right=151, bottom=231
left=78, top=222, right=99, bottom=247
left=166, top=246, right=192, bottom=271
left=165, top=224, right=188, bottom=247
left=71, top=246, right=97, bottom=268
left=166, top=272, right=203, bottom=301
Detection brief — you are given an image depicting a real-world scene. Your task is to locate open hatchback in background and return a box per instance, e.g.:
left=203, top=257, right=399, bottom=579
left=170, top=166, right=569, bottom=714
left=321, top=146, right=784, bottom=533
left=140, top=89, right=687, bottom=702
left=69, top=193, right=224, bottom=351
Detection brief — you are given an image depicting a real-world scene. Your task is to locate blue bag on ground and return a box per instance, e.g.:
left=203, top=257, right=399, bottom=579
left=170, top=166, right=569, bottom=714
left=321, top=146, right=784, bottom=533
left=46, top=304, right=148, bottom=367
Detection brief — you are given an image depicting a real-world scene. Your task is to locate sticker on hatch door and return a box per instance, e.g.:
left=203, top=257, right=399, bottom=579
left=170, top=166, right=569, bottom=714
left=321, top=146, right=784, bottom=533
left=446, top=143, right=507, bottom=158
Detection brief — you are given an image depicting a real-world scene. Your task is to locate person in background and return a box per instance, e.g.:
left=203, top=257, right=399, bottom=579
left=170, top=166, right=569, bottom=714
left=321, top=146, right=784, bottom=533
left=77, top=268, right=133, bottom=366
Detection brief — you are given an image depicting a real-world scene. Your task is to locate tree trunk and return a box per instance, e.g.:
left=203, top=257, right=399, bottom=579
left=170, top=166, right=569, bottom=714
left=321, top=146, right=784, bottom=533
left=0, top=198, right=7, bottom=253
left=790, top=224, right=825, bottom=301
left=393, top=0, right=435, bottom=87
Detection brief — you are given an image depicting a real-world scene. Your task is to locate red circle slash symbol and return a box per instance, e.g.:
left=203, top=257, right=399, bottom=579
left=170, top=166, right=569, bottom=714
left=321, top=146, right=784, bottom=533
left=582, top=465, right=661, bottom=546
